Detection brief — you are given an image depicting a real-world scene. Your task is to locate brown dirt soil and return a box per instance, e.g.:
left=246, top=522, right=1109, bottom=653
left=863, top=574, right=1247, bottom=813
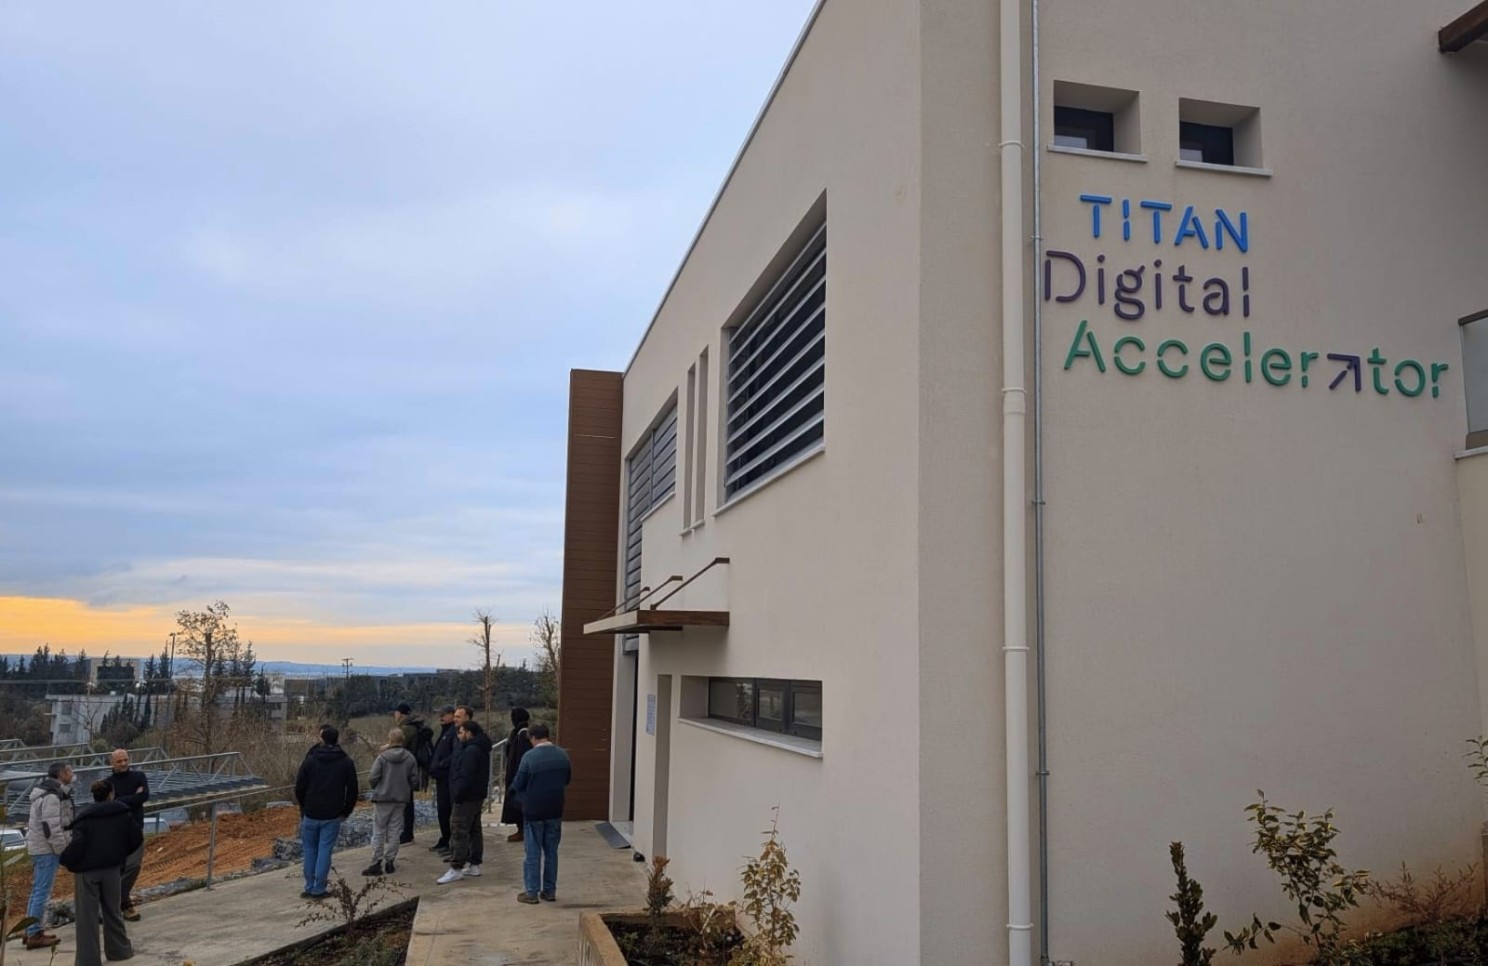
left=3, top=804, right=342, bottom=933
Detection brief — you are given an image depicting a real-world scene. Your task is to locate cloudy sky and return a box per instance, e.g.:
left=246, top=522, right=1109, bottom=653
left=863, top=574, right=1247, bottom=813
left=0, top=2, right=815, bottom=668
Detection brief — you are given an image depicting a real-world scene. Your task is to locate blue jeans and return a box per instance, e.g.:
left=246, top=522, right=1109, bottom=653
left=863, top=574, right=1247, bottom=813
left=26, top=852, right=59, bottom=935
left=522, top=819, right=562, bottom=896
left=301, top=816, right=342, bottom=895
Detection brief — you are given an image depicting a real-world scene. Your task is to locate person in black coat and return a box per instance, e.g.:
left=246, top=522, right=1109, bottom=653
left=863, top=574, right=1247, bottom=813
left=427, top=705, right=459, bottom=854
left=293, top=725, right=360, bottom=898
left=500, top=707, right=533, bottom=842
left=61, top=780, right=142, bottom=965
left=104, top=747, right=150, bottom=922
left=436, top=719, right=492, bottom=883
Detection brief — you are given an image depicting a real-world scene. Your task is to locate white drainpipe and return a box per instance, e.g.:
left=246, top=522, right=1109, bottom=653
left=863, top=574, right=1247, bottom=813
left=999, top=0, right=1033, bottom=962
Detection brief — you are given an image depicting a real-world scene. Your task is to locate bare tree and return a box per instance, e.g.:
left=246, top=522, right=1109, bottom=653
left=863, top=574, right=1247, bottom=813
left=532, top=609, right=561, bottom=709
left=175, top=601, right=252, bottom=754
left=470, top=610, right=503, bottom=721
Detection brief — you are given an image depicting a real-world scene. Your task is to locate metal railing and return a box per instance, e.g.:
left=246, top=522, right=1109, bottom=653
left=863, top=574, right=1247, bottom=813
left=1, top=751, right=256, bottom=814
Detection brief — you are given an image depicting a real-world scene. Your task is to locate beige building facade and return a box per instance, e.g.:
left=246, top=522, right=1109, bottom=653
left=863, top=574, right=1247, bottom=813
left=561, top=1, right=1488, bottom=962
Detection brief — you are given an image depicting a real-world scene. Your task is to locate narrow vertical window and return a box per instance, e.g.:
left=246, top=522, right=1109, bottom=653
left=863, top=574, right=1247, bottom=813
left=695, top=348, right=709, bottom=524
left=683, top=364, right=697, bottom=528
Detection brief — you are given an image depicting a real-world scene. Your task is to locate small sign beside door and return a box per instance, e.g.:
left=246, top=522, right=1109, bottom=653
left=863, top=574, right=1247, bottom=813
left=646, top=693, right=657, bottom=736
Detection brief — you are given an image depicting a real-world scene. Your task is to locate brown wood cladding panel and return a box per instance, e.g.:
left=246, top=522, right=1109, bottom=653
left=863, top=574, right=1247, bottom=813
left=558, top=370, right=624, bottom=820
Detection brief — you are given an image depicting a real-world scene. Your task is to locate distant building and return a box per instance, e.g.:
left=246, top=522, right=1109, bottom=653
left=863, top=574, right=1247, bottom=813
left=47, top=690, right=288, bottom=745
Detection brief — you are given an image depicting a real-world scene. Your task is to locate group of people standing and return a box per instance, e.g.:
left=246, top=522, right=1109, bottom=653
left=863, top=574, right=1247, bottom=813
left=293, top=702, right=571, bottom=905
left=23, top=749, right=152, bottom=964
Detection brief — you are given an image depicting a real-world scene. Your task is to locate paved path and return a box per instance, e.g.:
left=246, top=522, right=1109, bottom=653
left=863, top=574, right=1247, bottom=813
left=7, top=820, right=643, bottom=965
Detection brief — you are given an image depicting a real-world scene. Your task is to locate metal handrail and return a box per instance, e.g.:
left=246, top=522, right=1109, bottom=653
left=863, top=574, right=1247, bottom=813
left=649, top=556, right=730, bottom=610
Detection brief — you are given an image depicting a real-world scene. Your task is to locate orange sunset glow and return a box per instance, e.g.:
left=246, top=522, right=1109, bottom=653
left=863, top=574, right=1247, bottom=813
left=0, top=596, right=531, bottom=665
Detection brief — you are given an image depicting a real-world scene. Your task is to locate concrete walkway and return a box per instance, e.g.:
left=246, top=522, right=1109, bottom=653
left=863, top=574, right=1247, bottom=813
left=7, top=820, right=643, bottom=965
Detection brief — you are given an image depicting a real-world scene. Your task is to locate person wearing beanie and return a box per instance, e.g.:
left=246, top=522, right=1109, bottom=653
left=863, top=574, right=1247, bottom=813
left=500, top=707, right=533, bottom=842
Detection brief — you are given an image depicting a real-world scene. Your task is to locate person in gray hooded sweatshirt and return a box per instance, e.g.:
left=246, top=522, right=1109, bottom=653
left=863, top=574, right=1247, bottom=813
left=23, top=761, right=74, bottom=950
left=363, top=727, right=418, bottom=875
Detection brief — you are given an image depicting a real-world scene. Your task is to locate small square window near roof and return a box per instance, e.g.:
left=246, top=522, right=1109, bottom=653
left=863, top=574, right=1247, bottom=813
left=1178, top=98, right=1261, bottom=168
left=1054, top=107, right=1115, bottom=152
left=1052, top=81, right=1140, bottom=156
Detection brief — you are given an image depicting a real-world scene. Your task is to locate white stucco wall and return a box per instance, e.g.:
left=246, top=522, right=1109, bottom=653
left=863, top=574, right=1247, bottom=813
left=600, top=0, right=1488, bottom=963
left=612, top=3, right=925, bottom=964
left=1039, top=2, right=1488, bottom=962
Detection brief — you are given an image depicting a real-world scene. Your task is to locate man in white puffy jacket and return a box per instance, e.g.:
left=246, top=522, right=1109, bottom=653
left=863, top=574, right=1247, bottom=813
left=23, top=761, right=75, bottom=950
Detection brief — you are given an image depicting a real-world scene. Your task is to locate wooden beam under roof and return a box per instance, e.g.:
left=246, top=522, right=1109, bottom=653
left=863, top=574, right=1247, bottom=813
left=1441, top=0, right=1488, bottom=52
left=583, top=609, right=730, bottom=635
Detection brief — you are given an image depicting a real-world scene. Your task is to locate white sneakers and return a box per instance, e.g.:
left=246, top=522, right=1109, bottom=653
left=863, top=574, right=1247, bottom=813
left=436, top=863, right=482, bottom=885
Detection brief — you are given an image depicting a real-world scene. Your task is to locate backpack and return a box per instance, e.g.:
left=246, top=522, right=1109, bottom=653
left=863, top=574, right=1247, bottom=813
left=412, top=722, right=436, bottom=789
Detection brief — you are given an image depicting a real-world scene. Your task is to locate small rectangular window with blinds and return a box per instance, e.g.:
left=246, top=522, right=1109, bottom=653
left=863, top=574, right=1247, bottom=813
left=723, top=220, right=825, bottom=501
left=621, top=402, right=678, bottom=650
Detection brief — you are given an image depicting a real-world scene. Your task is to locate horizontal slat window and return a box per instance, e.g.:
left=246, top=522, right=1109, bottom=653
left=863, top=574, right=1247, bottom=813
left=707, top=678, right=822, bottom=741
left=622, top=403, right=678, bottom=651
left=724, top=222, right=826, bottom=500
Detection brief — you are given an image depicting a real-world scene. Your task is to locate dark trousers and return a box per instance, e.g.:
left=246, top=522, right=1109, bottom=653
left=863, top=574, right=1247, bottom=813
left=449, top=799, right=483, bottom=869
left=401, top=796, right=415, bottom=843
left=434, top=779, right=452, bottom=846
left=74, top=867, right=132, bottom=965
left=120, top=841, right=144, bottom=910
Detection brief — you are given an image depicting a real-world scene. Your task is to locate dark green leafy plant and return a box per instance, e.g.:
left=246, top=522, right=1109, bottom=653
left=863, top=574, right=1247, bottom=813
left=1223, top=791, right=1369, bottom=963
left=1166, top=842, right=1217, bottom=966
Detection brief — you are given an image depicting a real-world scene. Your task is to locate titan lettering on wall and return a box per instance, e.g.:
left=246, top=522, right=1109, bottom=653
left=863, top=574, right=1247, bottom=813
left=1049, top=193, right=1450, bottom=398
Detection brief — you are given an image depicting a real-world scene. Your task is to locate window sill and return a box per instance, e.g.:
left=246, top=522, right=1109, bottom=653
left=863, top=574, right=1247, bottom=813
left=680, top=518, right=706, bottom=537
left=1047, top=144, right=1148, bottom=164
left=714, top=444, right=825, bottom=520
left=1174, top=159, right=1273, bottom=178
left=678, top=717, right=823, bottom=758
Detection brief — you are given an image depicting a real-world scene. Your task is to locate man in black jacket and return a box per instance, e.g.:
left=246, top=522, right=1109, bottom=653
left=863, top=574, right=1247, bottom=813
left=427, top=705, right=458, bottom=856
left=435, top=718, right=491, bottom=884
left=104, top=748, right=149, bottom=922
left=293, top=725, right=360, bottom=899
left=62, top=780, right=142, bottom=965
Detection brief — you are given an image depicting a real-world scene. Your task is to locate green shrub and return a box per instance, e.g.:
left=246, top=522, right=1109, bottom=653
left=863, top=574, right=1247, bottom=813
left=1223, top=791, right=1369, bottom=964
left=1166, top=842, right=1217, bottom=966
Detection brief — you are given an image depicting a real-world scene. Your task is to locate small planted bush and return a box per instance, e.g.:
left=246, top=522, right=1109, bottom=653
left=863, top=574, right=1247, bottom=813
left=1166, top=842, right=1217, bottom=966
left=1224, top=791, right=1369, bottom=964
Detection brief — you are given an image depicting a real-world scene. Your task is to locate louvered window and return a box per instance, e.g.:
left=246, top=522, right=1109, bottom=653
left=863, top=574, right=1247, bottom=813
left=622, top=404, right=678, bottom=651
left=724, top=222, right=826, bottom=500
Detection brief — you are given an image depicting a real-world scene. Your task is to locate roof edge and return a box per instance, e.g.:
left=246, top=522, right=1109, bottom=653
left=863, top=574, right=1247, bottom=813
left=623, top=0, right=830, bottom=376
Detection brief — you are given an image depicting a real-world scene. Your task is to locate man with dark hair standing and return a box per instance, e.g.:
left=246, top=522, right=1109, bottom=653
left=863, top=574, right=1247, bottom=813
left=427, top=705, right=458, bottom=857
left=436, top=718, right=491, bottom=884
left=293, top=724, right=360, bottom=899
left=62, top=779, right=142, bottom=965
left=512, top=722, right=571, bottom=904
left=104, top=748, right=149, bottom=922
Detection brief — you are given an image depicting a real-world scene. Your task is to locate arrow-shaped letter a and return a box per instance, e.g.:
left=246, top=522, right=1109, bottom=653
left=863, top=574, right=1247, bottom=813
left=1328, top=353, right=1362, bottom=392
